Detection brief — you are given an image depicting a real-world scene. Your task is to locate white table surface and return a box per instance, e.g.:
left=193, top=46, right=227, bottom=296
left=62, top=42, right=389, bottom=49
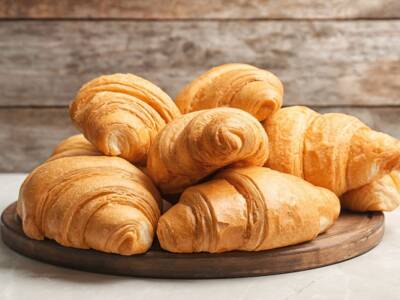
left=0, top=174, right=399, bottom=300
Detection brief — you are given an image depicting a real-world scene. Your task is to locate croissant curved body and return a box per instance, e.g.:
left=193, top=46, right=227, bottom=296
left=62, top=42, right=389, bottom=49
left=157, top=167, right=340, bottom=253
left=264, top=106, right=400, bottom=196
left=70, top=73, right=181, bottom=164
left=175, top=64, right=283, bottom=121
left=147, top=108, right=269, bottom=195
left=341, top=171, right=400, bottom=212
left=48, top=134, right=101, bottom=161
left=17, top=156, right=161, bottom=255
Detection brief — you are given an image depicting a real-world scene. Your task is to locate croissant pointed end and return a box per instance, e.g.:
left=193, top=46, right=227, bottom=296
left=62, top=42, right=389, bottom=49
left=347, top=129, right=400, bottom=190
left=107, top=132, right=123, bottom=156
left=117, top=230, right=151, bottom=255
left=22, top=217, right=45, bottom=241
left=371, top=139, right=400, bottom=182
left=378, top=136, right=400, bottom=166
left=233, top=81, right=283, bottom=121
left=111, top=221, right=154, bottom=256
left=157, top=204, right=196, bottom=253
left=117, top=234, right=136, bottom=255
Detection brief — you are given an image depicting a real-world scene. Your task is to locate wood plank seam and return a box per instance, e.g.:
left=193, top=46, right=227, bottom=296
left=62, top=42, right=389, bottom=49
left=1, top=17, right=400, bottom=21
left=1, top=105, right=400, bottom=109
left=1, top=20, right=399, bottom=107
left=1, top=0, right=400, bottom=20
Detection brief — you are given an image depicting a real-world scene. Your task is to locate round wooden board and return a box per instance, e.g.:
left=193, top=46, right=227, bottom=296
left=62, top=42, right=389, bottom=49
left=1, top=202, right=384, bottom=279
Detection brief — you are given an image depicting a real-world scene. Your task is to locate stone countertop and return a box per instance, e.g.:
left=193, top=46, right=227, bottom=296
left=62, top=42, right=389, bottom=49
left=0, top=174, right=399, bottom=300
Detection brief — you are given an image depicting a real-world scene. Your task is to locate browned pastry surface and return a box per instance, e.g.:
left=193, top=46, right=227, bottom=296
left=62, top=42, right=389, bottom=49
left=48, top=134, right=101, bottom=161
left=264, top=106, right=400, bottom=198
left=175, top=63, right=283, bottom=121
left=70, top=73, right=181, bottom=164
left=17, top=156, right=161, bottom=255
left=341, top=171, right=400, bottom=212
left=157, top=166, right=340, bottom=253
left=147, top=107, right=269, bottom=195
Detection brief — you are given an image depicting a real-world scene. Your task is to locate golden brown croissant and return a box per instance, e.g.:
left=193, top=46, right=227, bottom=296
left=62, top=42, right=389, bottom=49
left=157, top=166, right=340, bottom=253
left=264, top=106, right=400, bottom=196
left=17, top=156, right=161, bottom=255
left=175, top=63, right=283, bottom=121
left=341, top=171, right=400, bottom=212
left=147, top=107, right=269, bottom=195
left=69, top=73, right=181, bottom=164
left=47, top=134, right=101, bottom=161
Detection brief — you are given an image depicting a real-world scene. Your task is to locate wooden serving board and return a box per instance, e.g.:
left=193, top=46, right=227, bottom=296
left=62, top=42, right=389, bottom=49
left=1, top=202, right=384, bottom=279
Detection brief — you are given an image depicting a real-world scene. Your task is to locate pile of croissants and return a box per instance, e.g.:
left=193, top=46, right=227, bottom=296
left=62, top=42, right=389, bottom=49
left=17, top=63, right=400, bottom=255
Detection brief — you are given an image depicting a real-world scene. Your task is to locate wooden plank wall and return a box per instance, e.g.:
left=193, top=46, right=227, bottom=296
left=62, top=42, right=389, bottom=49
left=0, top=1, right=399, bottom=172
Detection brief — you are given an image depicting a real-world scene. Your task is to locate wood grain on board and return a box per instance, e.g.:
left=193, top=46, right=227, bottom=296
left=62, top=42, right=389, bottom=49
left=0, top=21, right=399, bottom=107
left=1, top=0, right=400, bottom=19
left=1, top=202, right=384, bottom=278
left=1, top=106, right=399, bottom=172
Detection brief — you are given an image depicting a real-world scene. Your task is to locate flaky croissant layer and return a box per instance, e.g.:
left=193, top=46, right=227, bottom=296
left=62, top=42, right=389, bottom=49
left=17, top=156, right=161, bottom=255
left=47, top=134, right=101, bottom=161
left=157, top=167, right=340, bottom=253
left=147, top=107, right=269, bottom=195
left=175, top=63, right=283, bottom=121
left=70, top=73, right=181, bottom=164
left=341, top=171, right=400, bottom=212
left=264, top=106, right=400, bottom=197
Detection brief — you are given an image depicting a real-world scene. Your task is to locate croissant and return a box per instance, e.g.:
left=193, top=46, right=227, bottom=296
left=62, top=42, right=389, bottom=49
left=264, top=106, right=400, bottom=196
left=157, top=166, right=340, bottom=253
left=47, top=134, right=101, bottom=161
left=147, top=107, right=269, bottom=195
left=341, top=171, right=400, bottom=212
left=175, top=63, right=283, bottom=121
left=17, top=156, right=161, bottom=255
left=69, top=73, right=181, bottom=164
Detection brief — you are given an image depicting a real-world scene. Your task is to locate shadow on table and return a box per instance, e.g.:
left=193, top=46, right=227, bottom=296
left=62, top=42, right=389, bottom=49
left=0, top=238, right=135, bottom=284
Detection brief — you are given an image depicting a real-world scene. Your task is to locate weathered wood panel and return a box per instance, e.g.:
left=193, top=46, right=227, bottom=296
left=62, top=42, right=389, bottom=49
left=1, top=0, right=400, bottom=19
left=0, top=108, right=77, bottom=172
left=1, top=21, right=399, bottom=107
left=1, top=106, right=399, bottom=172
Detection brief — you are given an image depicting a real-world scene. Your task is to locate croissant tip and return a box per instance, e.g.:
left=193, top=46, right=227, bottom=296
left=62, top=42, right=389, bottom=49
left=157, top=204, right=196, bottom=253
left=107, top=134, right=123, bottom=156
left=115, top=225, right=153, bottom=256
left=117, top=234, right=137, bottom=255
left=157, top=218, right=176, bottom=252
